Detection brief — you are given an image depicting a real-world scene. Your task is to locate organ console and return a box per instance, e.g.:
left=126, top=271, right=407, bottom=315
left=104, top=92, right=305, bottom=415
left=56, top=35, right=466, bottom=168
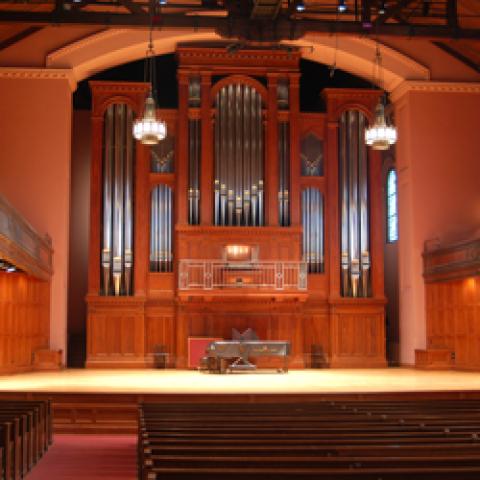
left=85, top=44, right=387, bottom=370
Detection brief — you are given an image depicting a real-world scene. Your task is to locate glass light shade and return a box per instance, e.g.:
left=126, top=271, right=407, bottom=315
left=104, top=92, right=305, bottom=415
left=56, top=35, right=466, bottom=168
left=365, top=100, right=397, bottom=150
left=133, top=93, right=167, bottom=145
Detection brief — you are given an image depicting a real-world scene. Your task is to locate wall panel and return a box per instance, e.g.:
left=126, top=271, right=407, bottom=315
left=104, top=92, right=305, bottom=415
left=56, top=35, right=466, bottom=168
left=0, top=272, right=50, bottom=373
left=426, top=277, right=480, bottom=369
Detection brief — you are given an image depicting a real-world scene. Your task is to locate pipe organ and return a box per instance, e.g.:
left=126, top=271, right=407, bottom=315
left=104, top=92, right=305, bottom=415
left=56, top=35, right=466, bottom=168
left=339, top=110, right=370, bottom=298
left=86, top=48, right=387, bottom=370
left=302, top=188, right=324, bottom=273
left=213, top=84, right=264, bottom=227
left=150, top=184, right=173, bottom=272
left=101, top=103, right=135, bottom=296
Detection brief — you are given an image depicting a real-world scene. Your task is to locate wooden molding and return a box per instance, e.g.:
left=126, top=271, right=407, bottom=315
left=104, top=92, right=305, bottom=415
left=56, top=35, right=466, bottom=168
left=0, top=67, right=77, bottom=91
left=391, top=80, right=480, bottom=103
left=177, top=45, right=300, bottom=71
left=423, top=238, right=480, bottom=283
left=415, top=349, right=454, bottom=370
left=0, top=193, right=53, bottom=280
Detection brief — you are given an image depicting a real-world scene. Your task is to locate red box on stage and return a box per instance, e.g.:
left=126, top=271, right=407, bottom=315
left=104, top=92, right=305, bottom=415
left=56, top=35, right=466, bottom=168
left=188, top=337, right=222, bottom=369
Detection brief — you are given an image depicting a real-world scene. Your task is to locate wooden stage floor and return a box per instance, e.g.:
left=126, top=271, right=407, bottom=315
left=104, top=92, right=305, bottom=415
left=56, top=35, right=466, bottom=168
left=1, top=368, right=480, bottom=395
left=1, top=368, right=480, bottom=433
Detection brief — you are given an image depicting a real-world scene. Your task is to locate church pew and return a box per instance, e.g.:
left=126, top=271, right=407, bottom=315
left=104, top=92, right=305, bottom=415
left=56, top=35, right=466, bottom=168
left=0, top=400, right=52, bottom=450
left=139, top=401, right=480, bottom=480
left=141, top=465, right=480, bottom=480
left=0, top=423, right=13, bottom=480
left=0, top=420, right=19, bottom=480
left=0, top=400, right=52, bottom=479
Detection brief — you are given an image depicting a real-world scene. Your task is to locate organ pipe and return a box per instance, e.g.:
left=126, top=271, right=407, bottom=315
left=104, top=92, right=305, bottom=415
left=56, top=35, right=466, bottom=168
left=150, top=184, right=173, bottom=272
left=339, top=110, right=371, bottom=297
left=278, top=122, right=290, bottom=227
left=188, top=119, right=200, bottom=225
left=214, top=83, right=264, bottom=226
left=100, top=103, right=135, bottom=296
left=302, top=188, right=324, bottom=274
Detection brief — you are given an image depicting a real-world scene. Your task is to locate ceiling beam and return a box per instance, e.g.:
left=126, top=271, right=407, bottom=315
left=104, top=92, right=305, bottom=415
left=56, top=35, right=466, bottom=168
left=375, top=0, right=417, bottom=26
left=433, top=41, right=480, bottom=73
left=0, top=26, right=42, bottom=52
left=118, top=0, right=147, bottom=16
left=0, top=11, right=478, bottom=40
left=446, top=0, right=458, bottom=30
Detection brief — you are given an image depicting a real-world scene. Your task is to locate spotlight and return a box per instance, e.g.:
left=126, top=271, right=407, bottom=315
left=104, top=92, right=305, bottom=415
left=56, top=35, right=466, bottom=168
left=158, top=0, right=167, bottom=5
left=378, top=1, right=387, bottom=15
left=295, top=0, right=305, bottom=12
left=6, top=266, right=16, bottom=273
left=337, top=0, right=347, bottom=13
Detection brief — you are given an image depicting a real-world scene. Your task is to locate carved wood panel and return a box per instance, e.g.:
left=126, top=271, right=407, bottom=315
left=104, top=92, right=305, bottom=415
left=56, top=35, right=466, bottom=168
left=0, top=273, right=50, bottom=373
left=426, top=277, right=480, bottom=369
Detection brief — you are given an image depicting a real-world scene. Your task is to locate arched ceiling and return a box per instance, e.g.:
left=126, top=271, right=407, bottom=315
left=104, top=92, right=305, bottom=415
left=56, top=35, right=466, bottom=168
left=0, top=1, right=478, bottom=88
left=43, top=28, right=429, bottom=91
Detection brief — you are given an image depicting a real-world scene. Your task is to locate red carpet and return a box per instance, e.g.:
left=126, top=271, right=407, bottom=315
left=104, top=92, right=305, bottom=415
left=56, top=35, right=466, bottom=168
left=25, top=434, right=137, bottom=480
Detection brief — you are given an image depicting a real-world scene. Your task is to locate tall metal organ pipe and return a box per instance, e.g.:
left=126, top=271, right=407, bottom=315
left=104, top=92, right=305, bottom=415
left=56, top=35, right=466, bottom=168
left=214, top=83, right=264, bottom=226
left=278, top=122, right=290, bottom=227
left=101, top=103, right=135, bottom=296
left=302, top=188, right=324, bottom=273
left=150, top=184, right=173, bottom=272
left=339, top=110, right=371, bottom=297
left=188, top=119, right=201, bottom=225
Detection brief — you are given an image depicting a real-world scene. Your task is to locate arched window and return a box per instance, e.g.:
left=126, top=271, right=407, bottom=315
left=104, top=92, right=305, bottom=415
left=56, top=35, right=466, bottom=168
left=386, top=169, right=398, bottom=243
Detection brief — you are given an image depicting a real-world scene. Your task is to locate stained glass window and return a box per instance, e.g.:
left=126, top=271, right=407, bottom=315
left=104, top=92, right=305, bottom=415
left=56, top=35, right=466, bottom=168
left=387, top=169, right=398, bottom=243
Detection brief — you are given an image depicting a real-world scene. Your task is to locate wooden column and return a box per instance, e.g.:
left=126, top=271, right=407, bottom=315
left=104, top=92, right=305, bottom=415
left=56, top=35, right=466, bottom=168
left=176, top=71, right=189, bottom=226
left=326, top=120, right=340, bottom=298
left=134, top=143, right=149, bottom=297
left=369, top=148, right=385, bottom=298
left=200, top=72, right=213, bottom=225
left=87, top=115, right=104, bottom=296
left=266, top=74, right=279, bottom=226
left=289, top=73, right=301, bottom=227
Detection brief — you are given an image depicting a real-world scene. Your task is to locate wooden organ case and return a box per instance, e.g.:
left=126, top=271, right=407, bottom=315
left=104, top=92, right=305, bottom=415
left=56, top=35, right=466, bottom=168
left=86, top=46, right=387, bottom=369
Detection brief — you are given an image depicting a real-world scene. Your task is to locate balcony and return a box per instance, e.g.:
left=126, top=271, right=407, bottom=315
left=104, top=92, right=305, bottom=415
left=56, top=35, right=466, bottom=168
left=178, top=260, right=307, bottom=292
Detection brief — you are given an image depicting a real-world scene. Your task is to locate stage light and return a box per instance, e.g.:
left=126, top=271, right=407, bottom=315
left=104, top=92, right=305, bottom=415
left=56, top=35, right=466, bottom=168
left=6, top=266, right=16, bottom=273
left=337, top=0, right=347, bottom=13
left=159, top=0, right=167, bottom=5
left=295, top=0, right=306, bottom=12
left=378, top=1, right=387, bottom=15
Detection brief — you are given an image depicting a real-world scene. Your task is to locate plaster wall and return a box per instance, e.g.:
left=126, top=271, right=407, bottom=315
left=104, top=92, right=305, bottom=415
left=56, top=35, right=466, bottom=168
left=394, top=87, right=480, bottom=365
left=0, top=76, right=72, bottom=361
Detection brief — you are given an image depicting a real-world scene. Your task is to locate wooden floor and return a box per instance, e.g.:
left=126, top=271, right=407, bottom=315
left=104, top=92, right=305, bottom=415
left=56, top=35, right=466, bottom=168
left=1, top=368, right=480, bottom=434
left=1, top=367, right=480, bottom=394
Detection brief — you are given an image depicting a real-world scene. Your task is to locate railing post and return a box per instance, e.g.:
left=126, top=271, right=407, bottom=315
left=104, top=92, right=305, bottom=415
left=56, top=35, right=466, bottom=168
left=205, top=261, right=213, bottom=290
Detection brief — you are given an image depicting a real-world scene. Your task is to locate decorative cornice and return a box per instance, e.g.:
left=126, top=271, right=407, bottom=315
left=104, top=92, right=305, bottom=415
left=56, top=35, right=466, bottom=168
left=391, top=80, right=480, bottom=103
left=0, top=67, right=77, bottom=91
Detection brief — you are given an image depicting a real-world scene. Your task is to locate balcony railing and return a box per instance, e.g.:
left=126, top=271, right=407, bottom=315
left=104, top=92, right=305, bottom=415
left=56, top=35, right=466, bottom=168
left=178, top=260, right=307, bottom=291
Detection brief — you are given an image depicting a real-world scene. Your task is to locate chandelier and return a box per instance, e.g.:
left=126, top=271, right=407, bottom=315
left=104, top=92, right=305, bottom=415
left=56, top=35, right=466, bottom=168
left=132, top=25, right=166, bottom=145
left=364, top=43, right=397, bottom=150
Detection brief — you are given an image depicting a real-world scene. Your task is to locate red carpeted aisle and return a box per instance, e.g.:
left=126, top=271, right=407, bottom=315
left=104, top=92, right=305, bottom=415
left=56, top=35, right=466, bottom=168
left=26, top=435, right=137, bottom=480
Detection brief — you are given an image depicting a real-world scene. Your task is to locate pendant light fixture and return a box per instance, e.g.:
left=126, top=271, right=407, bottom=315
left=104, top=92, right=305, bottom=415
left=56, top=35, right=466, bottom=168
left=132, top=23, right=166, bottom=145
left=364, top=42, right=397, bottom=150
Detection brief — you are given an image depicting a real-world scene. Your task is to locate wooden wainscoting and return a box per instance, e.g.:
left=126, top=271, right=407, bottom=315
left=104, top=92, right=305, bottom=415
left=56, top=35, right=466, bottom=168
left=329, top=299, right=387, bottom=368
left=0, top=272, right=50, bottom=373
left=425, top=277, right=480, bottom=369
left=174, top=295, right=307, bottom=369
left=86, top=296, right=147, bottom=368
left=423, top=238, right=480, bottom=370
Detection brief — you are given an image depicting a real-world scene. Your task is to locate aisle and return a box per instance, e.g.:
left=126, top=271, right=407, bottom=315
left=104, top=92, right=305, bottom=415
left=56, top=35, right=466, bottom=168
left=26, top=434, right=137, bottom=480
